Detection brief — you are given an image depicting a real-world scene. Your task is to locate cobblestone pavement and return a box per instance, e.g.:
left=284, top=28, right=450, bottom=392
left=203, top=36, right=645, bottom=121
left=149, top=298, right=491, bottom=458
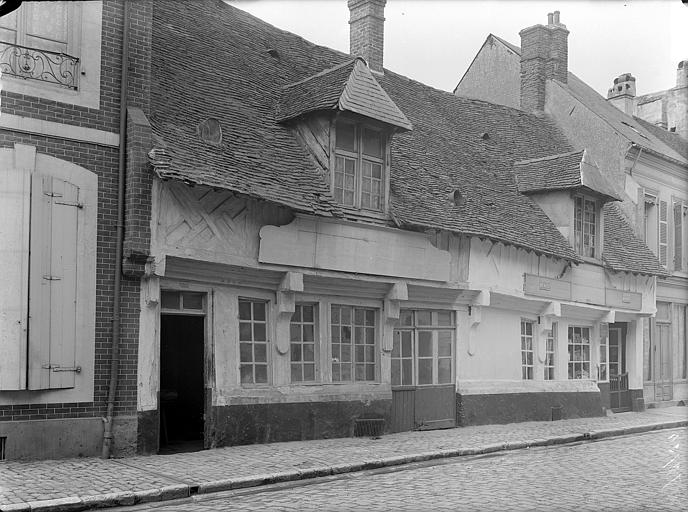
left=0, top=407, right=686, bottom=510
left=122, top=428, right=688, bottom=512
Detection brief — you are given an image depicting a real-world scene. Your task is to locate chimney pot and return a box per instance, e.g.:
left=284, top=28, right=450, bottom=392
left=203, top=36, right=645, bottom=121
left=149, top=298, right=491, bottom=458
left=547, top=13, right=554, bottom=25
left=677, top=59, right=688, bottom=88
left=553, top=11, right=560, bottom=24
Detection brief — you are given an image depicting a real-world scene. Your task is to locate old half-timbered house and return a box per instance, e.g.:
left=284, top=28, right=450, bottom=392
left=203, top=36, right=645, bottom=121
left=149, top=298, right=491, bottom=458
left=454, top=11, right=687, bottom=411
left=0, top=0, right=153, bottom=459
left=132, top=0, right=664, bottom=454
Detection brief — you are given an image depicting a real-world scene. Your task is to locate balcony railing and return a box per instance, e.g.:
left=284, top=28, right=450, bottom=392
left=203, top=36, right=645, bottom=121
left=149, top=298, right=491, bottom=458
left=0, top=42, right=79, bottom=90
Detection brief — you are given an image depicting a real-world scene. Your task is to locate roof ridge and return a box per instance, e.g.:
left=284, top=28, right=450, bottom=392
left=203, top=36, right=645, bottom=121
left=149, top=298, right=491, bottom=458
left=514, top=149, right=583, bottom=166
left=282, top=58, right=359, bottom=90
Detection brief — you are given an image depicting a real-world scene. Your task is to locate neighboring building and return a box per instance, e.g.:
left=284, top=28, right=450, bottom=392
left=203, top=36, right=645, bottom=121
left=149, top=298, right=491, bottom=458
left=0, top=1, right=667, bottom=461
left=454, top=11, right=688, bottom=408
left=607, top=65, right=688, bottom=140
left=0, top=1, right=154, bottom=459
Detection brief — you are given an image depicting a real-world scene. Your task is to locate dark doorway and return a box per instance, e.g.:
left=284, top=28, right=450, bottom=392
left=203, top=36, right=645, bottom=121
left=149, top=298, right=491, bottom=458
left=609, top=324, right=631, bottom=412
left=159, top=314, right=205, bottom=453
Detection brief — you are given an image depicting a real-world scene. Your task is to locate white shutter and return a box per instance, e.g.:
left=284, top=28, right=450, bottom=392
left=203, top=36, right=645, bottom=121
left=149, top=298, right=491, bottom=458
left=674, top=202, right=683, bottom=271
left=659, top=200, right=668, bottom=267
left=0, top=165, right=30, bottom=390
left=28, top=175, right=80, bottom=389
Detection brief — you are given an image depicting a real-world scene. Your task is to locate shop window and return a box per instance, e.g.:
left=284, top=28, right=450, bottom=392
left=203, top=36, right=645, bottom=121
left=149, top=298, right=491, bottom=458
left=574, top=195, right=598, bottom=258
left=331, top=305, right=377, bottom=382
left=521, top=320, right=534, bottom=380
left=333, top=121, right=385, bottom=211
left=238, top=298, right=269, bottom=385
left=544, top=324, right=557, bottom=380
left=160, top=291, right=205, bottom=313
left=599, top=325, right=608, bottom=382
left=392, top=310, right=455, bottom=387
left=568, top=326, right=591, bottom=379
left=290, top=303, right=317, bottom=382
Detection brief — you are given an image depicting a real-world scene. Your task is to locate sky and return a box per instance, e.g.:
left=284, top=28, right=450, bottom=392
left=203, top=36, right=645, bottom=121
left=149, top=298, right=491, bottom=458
left=228, top=0, right=688, bottom=96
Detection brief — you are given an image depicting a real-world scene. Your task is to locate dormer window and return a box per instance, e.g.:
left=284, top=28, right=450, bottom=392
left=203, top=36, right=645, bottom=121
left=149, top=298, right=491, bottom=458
left=334, top=121, right=385, bottom=211
left=574, top=194, right=598, bottom=257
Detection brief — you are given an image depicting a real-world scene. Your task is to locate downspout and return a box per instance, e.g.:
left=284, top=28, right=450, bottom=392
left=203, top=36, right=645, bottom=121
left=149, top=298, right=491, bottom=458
left=102, top=0, right=130, bottom=459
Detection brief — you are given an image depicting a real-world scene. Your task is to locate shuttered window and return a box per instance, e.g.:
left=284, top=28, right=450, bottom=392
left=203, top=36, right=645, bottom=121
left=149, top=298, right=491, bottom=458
left=659, top=200, right=668, bottom=267
left=28, top=175, right=81, bottom=389
left=674, top=201, right=684, bottom=271
left=1, top=147, right=96, bottom=392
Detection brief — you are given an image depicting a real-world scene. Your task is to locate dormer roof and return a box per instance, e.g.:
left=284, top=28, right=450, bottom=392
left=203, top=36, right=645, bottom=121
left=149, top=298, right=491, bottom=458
left=277, top=58, right=413, bottom=131
left=514, top=149, right=622, bottom=202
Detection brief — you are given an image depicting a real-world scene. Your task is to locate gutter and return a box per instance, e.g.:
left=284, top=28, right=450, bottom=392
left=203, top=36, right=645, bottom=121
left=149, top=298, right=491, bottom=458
left=102, top=0, right=130, bottom=459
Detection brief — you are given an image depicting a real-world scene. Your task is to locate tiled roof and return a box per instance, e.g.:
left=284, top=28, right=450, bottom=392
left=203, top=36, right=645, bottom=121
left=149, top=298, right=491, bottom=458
left=277, top=58, right=412, bottom=130
left=514, top=150, right=621, bottom=201
left=603, top=204, right=668, bottom=277
left=633, top=118, right=688, bottom=162
left=481, top=35, right=687, bottom=166
left=148, top=1, right=662, bottom=274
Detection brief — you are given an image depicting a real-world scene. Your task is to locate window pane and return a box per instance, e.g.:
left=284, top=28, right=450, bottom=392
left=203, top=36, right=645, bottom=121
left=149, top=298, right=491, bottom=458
left=253, top=302, right=266, bottom=321
left=255, top=365, right=268, bottom=383
left=253, top=322, right=266, bottom=341
left=303, top=363, right=315, bottom=381
left=240, top=365, right=253, bottom=384
left=341, top=363, right=351, bottom=381
left=240, top=343, right=252, bottom=362
left=239, top=322, right=252, bottom=341
left=336, top=123, right=356, bottom=151
left=418, top=331, right=432, bottom=357
left=438, top=358, right=452, bottom=384
left=392, top=332, right=401, bottom=358
left=291, top=364, right=302, bottom=382
left=402, top=360, right=413, bottom=385
left=362, top=128, right=383, bottom=157
left=438, top=331, right=452, bottom=356
left=291, top=344, right=301, bottom=362
left=161, top=291, right=179, bottom=309
left=182, top=292, right=203, bottom=310
left=239, top=300, right=252, bottom=320
left=436, top=311, right=453, bottom=326
left=290, top=324, right=300, bottom=342
left=303, top=324, right=314, bottom=342
left=355, top=363, right=365, bottom=381
left=401, top=332, right=412, bottom=357
left=365, top=364, right=375, bottom=381
left=400, top=310, right=413, bottom=326
left=254, top=343, right=267, bottom=363
left=391, top=359, right=401, bottom=385
left=416, top=311, right=432, bottom=325
left=304, top=344, right=314, bottom=362
left=418, top=359, right=432, bottom=385
left=302, top=305, right=314, bottom=322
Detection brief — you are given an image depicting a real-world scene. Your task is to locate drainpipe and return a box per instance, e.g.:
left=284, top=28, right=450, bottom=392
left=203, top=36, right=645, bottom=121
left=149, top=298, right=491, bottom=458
left=102, top=0, right=130, bottom=459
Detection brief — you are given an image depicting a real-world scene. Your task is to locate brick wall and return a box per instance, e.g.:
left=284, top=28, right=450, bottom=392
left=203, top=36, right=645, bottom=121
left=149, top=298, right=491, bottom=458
left=0, top=0, right=154, bottom=437
left=348, top=0, right=386, bottom=73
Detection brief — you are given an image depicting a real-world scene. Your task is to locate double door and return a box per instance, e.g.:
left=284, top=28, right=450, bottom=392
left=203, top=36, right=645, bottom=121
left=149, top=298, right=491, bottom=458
left=390, top=310, right=456, bottom=432
left=608, top=326, right=630, bottom=411
left=653, top=322, right=673, bottom=401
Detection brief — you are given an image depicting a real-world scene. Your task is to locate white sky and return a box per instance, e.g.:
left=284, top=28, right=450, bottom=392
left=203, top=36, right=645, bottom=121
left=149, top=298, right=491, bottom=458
left=228, top=0, right=688, bottom=96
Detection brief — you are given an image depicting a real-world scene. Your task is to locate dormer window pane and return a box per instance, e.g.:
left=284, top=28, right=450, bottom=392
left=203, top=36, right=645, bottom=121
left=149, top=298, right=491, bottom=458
left=336, top=123, right=356, bottom=152
left=334, top=155, right=356, bottom=206
left=362, top=128, right=383, bottom=157
left=574, top=195, right=597, bottom=258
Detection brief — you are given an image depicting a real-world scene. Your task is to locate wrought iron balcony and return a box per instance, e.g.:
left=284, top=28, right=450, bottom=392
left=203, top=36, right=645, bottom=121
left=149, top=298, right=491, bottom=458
left=0, top=41, right=79, bottom=90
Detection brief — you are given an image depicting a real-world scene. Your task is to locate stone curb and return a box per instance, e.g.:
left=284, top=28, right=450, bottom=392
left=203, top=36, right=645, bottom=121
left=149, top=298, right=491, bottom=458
left=3, top=419, right=686, bottom=512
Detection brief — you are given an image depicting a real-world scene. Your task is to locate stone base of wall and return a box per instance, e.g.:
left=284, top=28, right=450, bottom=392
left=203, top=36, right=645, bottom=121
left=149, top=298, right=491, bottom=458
left=456, top=391, right=604, bottom=426
left=136, top=409, right=159, bottom=454
left=209, top=399, right=392, bottom=447
left=0, top=417, right=104, bottom=460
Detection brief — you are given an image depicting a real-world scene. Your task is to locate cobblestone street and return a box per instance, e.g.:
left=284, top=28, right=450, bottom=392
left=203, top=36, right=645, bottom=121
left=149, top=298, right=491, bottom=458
left=120, top=428, right=687, bottom=512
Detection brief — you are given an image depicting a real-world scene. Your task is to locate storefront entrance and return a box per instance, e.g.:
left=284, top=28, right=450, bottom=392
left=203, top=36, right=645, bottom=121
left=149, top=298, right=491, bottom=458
left=608, top=325, right=630, bottom=411
left=390, top=310, right=456, bottom=432
left=159, top=291, right=206, bottom=453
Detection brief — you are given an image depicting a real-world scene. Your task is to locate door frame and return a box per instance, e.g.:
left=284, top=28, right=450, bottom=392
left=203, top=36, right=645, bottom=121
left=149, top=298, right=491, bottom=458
left=158, top=288, right=211, bottom=452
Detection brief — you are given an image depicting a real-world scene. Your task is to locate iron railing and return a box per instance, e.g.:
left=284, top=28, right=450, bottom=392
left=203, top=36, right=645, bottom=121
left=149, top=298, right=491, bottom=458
left=0, top=41, right=79, bottom=89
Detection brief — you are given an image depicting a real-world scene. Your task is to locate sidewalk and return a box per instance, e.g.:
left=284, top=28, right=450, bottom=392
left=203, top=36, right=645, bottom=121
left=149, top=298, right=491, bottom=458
left=2, top=406, right=686, bottom=512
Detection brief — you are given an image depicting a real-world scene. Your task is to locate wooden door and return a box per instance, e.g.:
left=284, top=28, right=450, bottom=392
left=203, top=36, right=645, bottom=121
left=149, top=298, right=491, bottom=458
left=391, top=311, right=456, bottom=432
left=608, top=327, right=630, bottom=411
left=653, top=323, right=673, bottom=401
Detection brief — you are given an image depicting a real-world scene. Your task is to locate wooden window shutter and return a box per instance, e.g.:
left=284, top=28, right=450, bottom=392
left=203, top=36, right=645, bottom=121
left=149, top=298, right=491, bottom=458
left=675, top=202, right=684, bottom=271
left=659, top=200, right=668, bottom=267
left=0, top=167, right=30, bottom=390
left=28, top=175, right=80, bottom=389
left=637, top=187, right=645, bottom=241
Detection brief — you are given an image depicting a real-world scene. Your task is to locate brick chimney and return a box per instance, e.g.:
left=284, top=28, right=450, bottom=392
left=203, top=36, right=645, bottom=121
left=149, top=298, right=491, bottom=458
left=606, top=73, right=636, bottom=116
left=519, top=11, right=569, bottom=112
left=348, top=0, right=386, bottom=74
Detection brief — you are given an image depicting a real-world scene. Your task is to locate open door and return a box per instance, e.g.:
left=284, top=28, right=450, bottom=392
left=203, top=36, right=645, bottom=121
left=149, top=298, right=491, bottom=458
left=159, top=290, right=206, bottom=454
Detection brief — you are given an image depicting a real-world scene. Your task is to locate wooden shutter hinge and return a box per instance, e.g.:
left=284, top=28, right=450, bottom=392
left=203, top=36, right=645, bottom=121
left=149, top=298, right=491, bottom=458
left=43, top=275, right=62, bottom=281
left=41, top=364, right=82, bottom=373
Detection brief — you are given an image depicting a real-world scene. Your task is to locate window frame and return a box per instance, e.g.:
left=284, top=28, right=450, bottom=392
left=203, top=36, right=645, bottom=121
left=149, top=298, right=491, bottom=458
left=332, top=117, right=388, bottom=212
left=520, top=319, right=535, bottom=380
left=568, top=325, right=592, bottom=380
left=0, top=1, right=102, bottom=108
left=289, top=302, right=319, bottom=383
left=238, top=297, right=271, bottom=386
left=392, top=310, right=455, bottom=388
left=544, top=323, right=557, bottom=381
left=573, top=193, right=599, bottom=258
left=330, top=303, right=379, bottom=383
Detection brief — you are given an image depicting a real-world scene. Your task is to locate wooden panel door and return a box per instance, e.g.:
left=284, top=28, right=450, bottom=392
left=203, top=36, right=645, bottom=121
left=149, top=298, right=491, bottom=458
left=653, top=323, right=673, bottom=401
